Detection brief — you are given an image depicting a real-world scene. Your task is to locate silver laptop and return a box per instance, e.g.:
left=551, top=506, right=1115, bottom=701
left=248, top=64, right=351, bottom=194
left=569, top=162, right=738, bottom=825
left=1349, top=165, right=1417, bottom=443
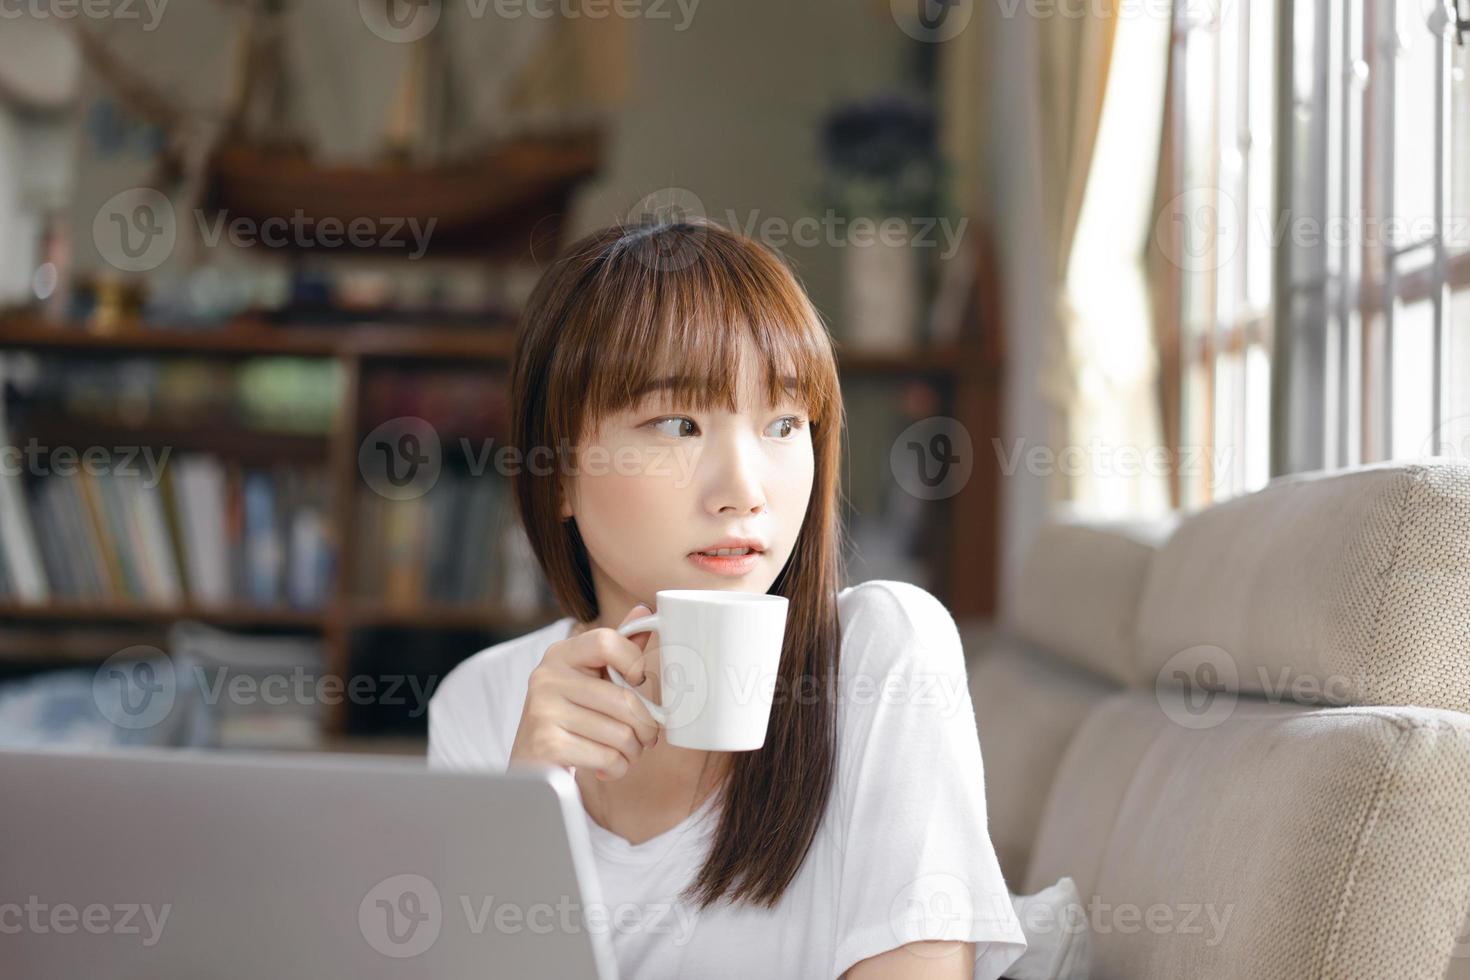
left=0, top=747, right=619, bottom=979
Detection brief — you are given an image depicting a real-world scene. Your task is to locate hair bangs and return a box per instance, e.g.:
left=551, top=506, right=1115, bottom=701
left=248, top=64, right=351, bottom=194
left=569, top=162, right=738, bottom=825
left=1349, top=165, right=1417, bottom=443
left=575, top=223, right=840, bottom=434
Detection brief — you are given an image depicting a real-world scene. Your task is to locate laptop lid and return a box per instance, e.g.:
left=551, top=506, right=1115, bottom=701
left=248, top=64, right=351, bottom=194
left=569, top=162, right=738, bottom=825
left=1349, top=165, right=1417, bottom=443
left=0, top=747, right=618, bottom=979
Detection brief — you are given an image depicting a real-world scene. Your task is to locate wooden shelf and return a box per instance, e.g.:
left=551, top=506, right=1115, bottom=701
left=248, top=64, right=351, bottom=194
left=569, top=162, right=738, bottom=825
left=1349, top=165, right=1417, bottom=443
left=23, top=418, right=330, bottom=459
left=0, top=315, right=517, bottom=362
left=0, top=599, right=560, bottom=633
left=0, top=257, right=1003, bottom=738
left=0, top=600, right=326, bottom=628
left=0, top=625, right=192, bottom=662
left=0, top=315, right=963, bottom=375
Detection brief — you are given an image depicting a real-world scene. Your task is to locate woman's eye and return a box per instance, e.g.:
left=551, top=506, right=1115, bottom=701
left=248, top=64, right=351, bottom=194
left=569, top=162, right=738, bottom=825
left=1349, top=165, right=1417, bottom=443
left=648, top=416, right=698, bottom=438
left=645, top=415, right=808, bottom=439
left=768, top=416, right=809, bottom=440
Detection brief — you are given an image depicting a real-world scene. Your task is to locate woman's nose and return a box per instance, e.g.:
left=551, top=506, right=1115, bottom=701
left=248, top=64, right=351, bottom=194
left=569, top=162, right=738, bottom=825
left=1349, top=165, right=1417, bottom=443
left=704, top=431, right=767, bottom=515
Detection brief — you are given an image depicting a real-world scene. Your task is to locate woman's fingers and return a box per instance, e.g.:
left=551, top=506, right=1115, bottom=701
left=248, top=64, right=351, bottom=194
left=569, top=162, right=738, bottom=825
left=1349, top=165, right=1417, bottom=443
left=560, top=673, right=661, bottom=747
left=561, top=699, right=653, bottom=764
left=554, top=624, right=657, bottom=688
left=552, top=719, right=640, bottom=778
left=509, top=607, right=666, bottom=777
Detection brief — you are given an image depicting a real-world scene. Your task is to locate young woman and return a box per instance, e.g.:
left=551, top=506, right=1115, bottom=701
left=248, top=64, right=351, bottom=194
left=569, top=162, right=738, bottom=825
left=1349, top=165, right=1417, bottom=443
left=428, top=220, right=1026, bottom=978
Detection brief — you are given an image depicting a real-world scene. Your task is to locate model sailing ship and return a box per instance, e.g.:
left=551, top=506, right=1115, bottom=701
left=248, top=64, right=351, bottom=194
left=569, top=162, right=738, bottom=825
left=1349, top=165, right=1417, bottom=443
left=72, top=0, right=607, bottom=261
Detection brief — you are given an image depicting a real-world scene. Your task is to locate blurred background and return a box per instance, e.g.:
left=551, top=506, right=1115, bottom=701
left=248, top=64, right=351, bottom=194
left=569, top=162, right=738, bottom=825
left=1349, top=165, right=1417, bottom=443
left=0, top=0, right=1465, bottom=755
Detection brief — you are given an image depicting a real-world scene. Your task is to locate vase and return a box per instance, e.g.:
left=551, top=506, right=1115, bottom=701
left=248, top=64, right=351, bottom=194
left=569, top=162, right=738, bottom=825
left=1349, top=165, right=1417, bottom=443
left=841, top=229, right=921, bottom=353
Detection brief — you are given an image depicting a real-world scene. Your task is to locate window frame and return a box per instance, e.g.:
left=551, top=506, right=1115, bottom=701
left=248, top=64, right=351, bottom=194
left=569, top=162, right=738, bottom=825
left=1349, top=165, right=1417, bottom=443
left=1272, top=0, right=1467, bottom=474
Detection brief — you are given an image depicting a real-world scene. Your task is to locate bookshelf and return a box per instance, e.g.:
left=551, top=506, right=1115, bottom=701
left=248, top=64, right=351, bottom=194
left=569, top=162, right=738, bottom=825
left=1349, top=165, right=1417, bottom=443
left=0, top=246, right=1005, bottom=740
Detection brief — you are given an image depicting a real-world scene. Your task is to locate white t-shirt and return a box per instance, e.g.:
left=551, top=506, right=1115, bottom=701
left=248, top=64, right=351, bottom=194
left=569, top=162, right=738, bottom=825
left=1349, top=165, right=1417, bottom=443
left=428, top=580, right=1027, bottom=979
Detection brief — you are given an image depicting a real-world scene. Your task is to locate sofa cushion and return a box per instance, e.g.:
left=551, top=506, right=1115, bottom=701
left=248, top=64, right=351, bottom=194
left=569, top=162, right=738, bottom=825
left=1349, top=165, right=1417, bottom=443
left=1136, top=461, right=1470, bottom=713
left=1025, top=691, right=1470, bottom=979
left=1013, top=518, right=1175, bottom=685
left=964, top=628, right=1120, bottom=884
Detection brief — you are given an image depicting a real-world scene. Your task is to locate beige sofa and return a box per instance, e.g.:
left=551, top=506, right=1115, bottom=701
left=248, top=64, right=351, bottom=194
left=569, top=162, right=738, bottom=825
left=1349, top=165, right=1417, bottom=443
left=962, top=461, right=1470, bottom=979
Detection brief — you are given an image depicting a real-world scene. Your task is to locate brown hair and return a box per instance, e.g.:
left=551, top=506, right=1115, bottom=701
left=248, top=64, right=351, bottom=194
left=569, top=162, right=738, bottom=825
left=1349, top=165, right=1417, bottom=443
left=509, top=218, right=847, bottom=909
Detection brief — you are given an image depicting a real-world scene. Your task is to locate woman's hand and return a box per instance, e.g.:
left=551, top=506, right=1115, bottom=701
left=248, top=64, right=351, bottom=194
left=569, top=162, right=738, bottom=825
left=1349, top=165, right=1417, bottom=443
left=508, top=604, right=663, bottom=781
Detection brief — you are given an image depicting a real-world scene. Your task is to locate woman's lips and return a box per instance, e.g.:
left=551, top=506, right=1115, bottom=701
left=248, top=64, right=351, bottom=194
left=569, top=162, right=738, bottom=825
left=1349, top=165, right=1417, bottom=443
left=686, top=551, right=762, bottom=576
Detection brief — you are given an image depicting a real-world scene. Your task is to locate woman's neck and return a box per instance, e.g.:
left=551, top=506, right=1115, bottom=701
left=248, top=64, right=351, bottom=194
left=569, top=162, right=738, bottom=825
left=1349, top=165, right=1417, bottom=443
left=577, top=737, right=730, bottom=845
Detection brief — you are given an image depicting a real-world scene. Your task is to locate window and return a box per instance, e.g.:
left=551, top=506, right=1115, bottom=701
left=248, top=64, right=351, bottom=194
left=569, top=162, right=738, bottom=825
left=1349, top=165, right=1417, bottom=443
left=1159, top=0, right=1470, bottom=505
left=1276, top=0, right=1470, bottom=471
left=1160, top=0, right=1277, bottom=508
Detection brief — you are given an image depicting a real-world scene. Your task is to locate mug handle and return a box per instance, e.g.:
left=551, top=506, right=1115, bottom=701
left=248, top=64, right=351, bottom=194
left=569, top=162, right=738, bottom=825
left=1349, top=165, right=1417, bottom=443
left=610, top=615, right=671, bottom=725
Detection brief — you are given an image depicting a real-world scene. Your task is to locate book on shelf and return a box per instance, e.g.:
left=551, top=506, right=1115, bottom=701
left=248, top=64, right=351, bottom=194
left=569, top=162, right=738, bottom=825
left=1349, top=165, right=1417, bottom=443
left=168, top=620, right=327, bottom=750
left=353, top=468, right=554, bottom=614
left=0, top=465, right=47, bottom=603
left=0, top=447, right=335, bottom=611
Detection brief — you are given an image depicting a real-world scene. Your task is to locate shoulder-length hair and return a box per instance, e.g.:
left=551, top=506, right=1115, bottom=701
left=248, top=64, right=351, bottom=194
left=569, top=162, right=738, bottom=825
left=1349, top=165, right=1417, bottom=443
left=508, top=218, right=847, bottom=910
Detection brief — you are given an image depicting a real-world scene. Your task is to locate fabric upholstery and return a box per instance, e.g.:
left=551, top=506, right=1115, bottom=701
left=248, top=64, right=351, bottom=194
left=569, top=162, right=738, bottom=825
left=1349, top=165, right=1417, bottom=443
left=1024, top=691, right=1470, bottom=980
left=1013, top=518, right=1175, bottom=685
left=964, top=629, right=1120, bottom=884
left=1135, top=461, right=1470, bottom=712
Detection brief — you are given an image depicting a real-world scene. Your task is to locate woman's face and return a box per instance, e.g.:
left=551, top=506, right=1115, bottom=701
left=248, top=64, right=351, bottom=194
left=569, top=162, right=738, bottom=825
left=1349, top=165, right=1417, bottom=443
left=559, top=339, right=816, bottom=625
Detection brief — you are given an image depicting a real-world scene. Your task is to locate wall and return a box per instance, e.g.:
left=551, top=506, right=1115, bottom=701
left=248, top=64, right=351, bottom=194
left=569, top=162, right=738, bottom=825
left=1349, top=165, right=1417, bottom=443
left=567, top=2, right=915, bottom=328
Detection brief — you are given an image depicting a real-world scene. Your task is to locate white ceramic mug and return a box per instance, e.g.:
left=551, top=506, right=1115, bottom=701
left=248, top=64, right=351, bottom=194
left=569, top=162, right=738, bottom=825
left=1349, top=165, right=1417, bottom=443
left=608, top=590, right=789, bottom=751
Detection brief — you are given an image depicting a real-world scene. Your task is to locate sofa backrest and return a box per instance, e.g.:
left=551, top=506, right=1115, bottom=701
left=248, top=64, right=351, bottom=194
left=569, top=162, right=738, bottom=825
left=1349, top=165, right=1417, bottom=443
left=967, top=518, right=1173, bottom=882
left=1136, top=461, right=1470, bottom=714
left=971, top=461, right=1470, bottom=979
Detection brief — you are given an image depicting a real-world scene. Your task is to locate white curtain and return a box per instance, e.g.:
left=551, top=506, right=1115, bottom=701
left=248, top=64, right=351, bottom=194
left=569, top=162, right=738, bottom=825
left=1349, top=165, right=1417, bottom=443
left=1057, top=7, right=1172, bottom=518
